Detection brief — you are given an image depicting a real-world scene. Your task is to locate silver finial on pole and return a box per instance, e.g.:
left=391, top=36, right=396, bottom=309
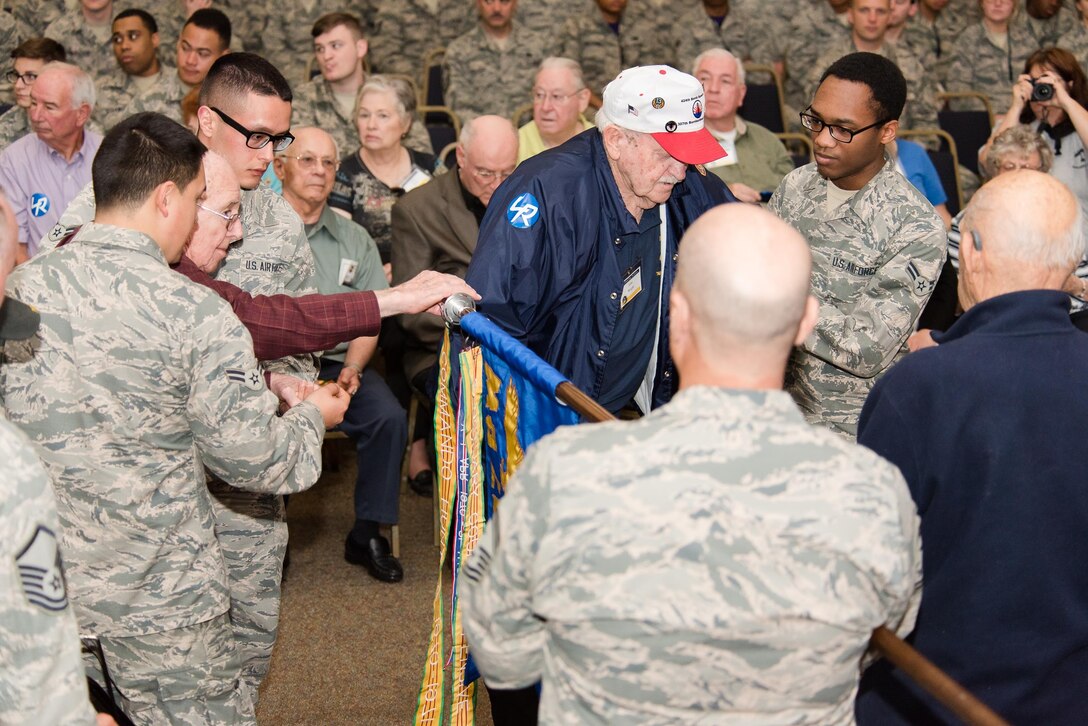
left=441, top=292, right=476, bottom=326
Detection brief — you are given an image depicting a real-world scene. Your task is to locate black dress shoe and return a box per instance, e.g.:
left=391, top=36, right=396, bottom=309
left=409, top=470, right=434, bottom=498
left=344, top=534, right=403, bottom=582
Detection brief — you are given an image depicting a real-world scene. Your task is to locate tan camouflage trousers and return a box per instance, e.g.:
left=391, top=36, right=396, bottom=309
left=83, top=612, right=255, bottom=725
left=208, top=482, right=288, bottom=702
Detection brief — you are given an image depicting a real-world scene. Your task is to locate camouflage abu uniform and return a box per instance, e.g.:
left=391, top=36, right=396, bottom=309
left=1019, top=3, right=1076, bottom=47
left=0, top=108, right=28, bottom=151
left=0, top=416, right=95, bottom=725
left=668, top=1, right=754, bottom=75
left=1057, top=23, right=1088, bottom=71
left=44, top=8, right=122, bottom=81
left=769, top=158, right=945, bottom=438
left=515, top=0, right=581, bottom=36
left=260, top=0, right=325, bottom=88
left=33, top=182, right=320, bottom=697
left=369, top=0, right=475, bottom=82
left=207, top=186, right=319, bottom=698
left=945, top=20, right=1036, bottom=115
left=462, top=385, right=923, bottom=724
left=0, top=222, right=326, bottom=723
left=93, top=68, right=185, bottom=131
left=555, top=6, right=664, bottom=98
left=292, top=76, right=436, bottom=158
left=443, top=22, right=549, bottom=122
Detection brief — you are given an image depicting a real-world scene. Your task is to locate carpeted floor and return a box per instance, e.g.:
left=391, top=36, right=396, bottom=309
left=255, top=439, right=493, bottom=725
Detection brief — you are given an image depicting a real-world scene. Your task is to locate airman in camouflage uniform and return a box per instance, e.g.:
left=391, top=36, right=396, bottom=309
left=556, top=3, right=664, bottom=99
left=1057, top=20, right=1088, bottom=70
left=945, top=18, right=1035, bottom=115
left=0, top=108, right=29, bottom=150
left=444, top=19, right=549, bottom=122
left=93, top=68, right=185, bottom=129
left=515, top=0, right=582, bottom=36
left=900, top=0, right=977, bottom=82
left=260, top=0, right=325, bottom=88
left=668, top=1, right=754, bottom=74
left=0, top=416, right=96, bottom=724
left=1019, top=0, right=1075, bottom=47
left=0, top=116, right=336, bottom=723
left=784, top=0, right=852, bottom=114
left=461, top=204, right=922, bottom=723
left=736, top=0, right=788, bottom=66
left=369, top=0, right=475, bottom=82
left=12, top=0, right=69, bottom=37
left=44, top=4, right=123, bottom=82
left=205, top=184, right=320, bottom=698
left=770, top=157, right=945, bottom=438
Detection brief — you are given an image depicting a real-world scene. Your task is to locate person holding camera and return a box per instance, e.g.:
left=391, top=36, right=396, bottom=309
left=984, top=47, right=1088, bottom=231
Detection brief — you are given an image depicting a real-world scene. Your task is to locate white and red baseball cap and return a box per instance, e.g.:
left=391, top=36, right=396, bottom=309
left=602, top=65, right=725, bottom=165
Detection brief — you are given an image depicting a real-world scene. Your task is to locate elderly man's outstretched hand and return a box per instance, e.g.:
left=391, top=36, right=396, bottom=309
left=375, top=271, right=480, bottom=317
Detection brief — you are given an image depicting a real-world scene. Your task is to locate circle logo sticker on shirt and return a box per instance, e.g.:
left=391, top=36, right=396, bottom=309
left=30, top=193, right=50, bottom=218
left=692, top=100, right=703, bottom=119
left=665, top=120, right=678, bottom=133
left=651, top=97, right=665, bottom=109
left=507, top=193, right=540, bottom=229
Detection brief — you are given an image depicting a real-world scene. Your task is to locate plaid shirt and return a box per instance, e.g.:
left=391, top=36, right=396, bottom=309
left=173, top=255, right=381, bottom=361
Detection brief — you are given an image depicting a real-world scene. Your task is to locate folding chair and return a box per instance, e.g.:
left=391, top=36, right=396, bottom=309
left=510, top=102, right=533, bottom=128
left=740, top=63, right=787, bottom=133
left=421, top=47, right=446, bottom=107
left=418, top=105, right=462, bottom=156
left=937, top=92, right=994, bottom=177
left=899, top=128, right=965, bottom=217
left=775, top=132, right=814, bottom=169
left=438, top=141, right=458, bottom=169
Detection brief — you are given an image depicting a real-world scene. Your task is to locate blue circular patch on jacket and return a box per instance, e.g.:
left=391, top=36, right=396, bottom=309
left=506, top=193, right=540, bottom=229
left=30, top=193, right=50, bottom=217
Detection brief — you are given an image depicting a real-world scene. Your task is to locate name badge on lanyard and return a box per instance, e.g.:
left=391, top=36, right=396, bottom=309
left=620, top=261, right=642, bottom=311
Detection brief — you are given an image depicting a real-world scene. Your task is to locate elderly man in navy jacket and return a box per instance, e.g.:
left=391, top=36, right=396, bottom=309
left=465, top=65, right=734, bottom=415
left=855, top=170, right=1088, bottom=723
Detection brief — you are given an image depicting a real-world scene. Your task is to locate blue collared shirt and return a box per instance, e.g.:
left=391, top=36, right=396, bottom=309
left=0, top=129, right=102, bottom=257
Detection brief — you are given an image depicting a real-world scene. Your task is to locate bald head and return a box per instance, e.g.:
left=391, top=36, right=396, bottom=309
left=186, top=150, right=242, bottom=274
left=457, top=115, right=519, bottom=207
left=965, top=170, right=1084, bottom=271
left=672, top=205, right=815, bottom=387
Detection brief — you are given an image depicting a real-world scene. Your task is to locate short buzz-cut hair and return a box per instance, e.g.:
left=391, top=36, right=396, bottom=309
left=93, top=112, right=206, bottom=211
left=10, top=37, right=66, bottom=63
left=184, top=8, right=232, bottom=51
left=312, top=12, right=365, bottom=40
left=819, top=52, right=907, bottom=122
left=113, top=7, right=158, bottom=34
left=199, top=52, right=292, bottom=108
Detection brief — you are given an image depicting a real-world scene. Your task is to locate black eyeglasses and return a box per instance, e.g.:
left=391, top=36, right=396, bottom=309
left=210, top=106, right=294, bottom=151
left=5, top=70, right=37, bottom=85
left=800, top=109, right=889, bottom=143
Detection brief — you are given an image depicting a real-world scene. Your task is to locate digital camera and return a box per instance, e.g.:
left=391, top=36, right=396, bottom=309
left=1031, top=79, right=1055, bottom=102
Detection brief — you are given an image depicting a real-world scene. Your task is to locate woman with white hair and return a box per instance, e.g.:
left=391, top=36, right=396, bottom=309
left=329, top=75, right=439, bottom=281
